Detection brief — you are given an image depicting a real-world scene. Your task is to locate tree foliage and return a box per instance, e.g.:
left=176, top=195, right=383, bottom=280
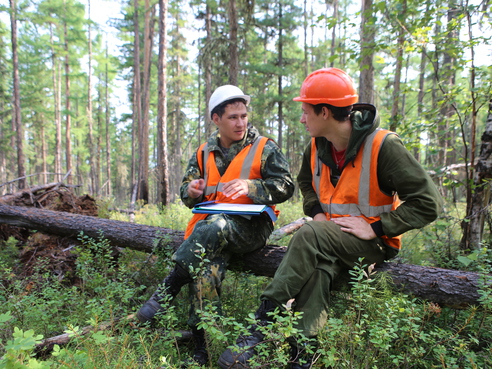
left=0, top=0, right=491, bottom=248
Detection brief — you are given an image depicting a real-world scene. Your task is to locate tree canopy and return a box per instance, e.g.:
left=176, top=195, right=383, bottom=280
left=0, top=0, right=491, bottom=248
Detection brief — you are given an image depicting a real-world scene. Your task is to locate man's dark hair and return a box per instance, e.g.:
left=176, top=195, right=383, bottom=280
left=211, top=98, right=248, bottom=119
left=312, top=103, right=352, bottom=122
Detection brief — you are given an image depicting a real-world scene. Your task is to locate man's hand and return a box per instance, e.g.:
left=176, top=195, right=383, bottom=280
left=222, top=179, right=249, bottom=199
left=188, top=179, right=205, bottom=198
left=332, top=216, right=377, bottom=240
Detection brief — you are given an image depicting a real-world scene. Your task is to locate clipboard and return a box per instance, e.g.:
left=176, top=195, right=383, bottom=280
left=192, top=201, right=277, bottom=222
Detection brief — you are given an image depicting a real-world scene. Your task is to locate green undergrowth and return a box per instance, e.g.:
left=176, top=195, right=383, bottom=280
left=0, top=200, right=491, bottom=368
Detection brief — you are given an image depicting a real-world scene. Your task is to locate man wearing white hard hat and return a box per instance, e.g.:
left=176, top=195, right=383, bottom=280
left=136, top=85, right=295, bottom=365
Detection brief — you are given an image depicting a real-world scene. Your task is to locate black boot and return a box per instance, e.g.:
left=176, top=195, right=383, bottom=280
left=217, top=300, right=276, bottom=369
left=191, top=327, right=209, bottom=366
left=181, top=327, right=209, bottom=367
left=136, top=264, right=192, bottom=323
left=289, top=342, right=316, bottom=369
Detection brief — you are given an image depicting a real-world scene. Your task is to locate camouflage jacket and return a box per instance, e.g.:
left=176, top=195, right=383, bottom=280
left=180, top=125, right=295, bottom=208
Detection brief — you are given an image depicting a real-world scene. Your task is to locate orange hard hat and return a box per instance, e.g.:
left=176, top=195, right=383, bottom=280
left=293, top=68, right=358, bottom=107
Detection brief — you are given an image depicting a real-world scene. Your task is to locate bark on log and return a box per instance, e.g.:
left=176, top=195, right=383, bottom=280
left=0, top=204, right=489, bottom=309
left=0, top=204, right=184, bottom=251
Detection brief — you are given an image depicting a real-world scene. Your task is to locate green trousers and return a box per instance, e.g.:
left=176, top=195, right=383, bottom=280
left=261, top=220, right=389, bottom=337
left=173, top=213, right=273, bottom=327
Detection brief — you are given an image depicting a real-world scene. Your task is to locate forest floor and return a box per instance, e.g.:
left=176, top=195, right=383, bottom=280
left=0, top=185, right=98, bottom=282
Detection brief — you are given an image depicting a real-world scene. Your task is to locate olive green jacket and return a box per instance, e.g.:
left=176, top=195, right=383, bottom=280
left=298, top=103, right=443, bottom=238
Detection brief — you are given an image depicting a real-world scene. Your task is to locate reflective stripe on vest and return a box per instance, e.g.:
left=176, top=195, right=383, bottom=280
left=185, top=136, right=278, bottom=239
left=311, top=129, right=401, bottom=250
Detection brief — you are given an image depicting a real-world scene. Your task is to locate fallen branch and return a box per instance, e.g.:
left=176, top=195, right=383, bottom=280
left=34, top=314, right=192, bottom=356
left=0, top=183, right=60, bottom=205
left=267, top=216, right=312, bottom=243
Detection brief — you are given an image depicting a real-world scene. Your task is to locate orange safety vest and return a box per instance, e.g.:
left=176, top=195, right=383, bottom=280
left=310, top=129, right=401, bottom=250
left=184, top=136, right=279, bottom=239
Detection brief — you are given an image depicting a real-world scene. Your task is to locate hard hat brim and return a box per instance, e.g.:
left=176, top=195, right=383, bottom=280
left=293, top=95, right=358, bottom=107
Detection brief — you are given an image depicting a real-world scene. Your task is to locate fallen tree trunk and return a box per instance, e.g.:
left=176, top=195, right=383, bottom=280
left=0, top=204, right=489, bottom=309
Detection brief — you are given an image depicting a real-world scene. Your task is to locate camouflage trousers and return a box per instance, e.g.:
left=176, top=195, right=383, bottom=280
left=261, top=220, right=389, bottom=337
left=172, top=213, right=273, bottom=327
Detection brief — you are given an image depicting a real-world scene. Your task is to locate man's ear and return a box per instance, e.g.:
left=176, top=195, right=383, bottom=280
left=212, top=113, right=219, bottom=125
left=322, top=106, right=331, bottom=120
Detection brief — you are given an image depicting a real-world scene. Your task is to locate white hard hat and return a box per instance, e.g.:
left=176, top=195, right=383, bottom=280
left=208, top=85, right=250, bottom=119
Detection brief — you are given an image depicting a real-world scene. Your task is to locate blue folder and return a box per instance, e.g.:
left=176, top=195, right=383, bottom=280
left=192, top=201, right=277, bottom=222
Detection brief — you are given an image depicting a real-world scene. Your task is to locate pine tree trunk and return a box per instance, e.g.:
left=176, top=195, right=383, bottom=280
left=157, top=0, right=170, bottom=206
left=132, top=0, right=142, bottom=205
left=329, top=0, right=338, bottom=68
left=460, top=10, right=484, bottom=251
left=49, top=24, right=63, bottom=182
left=9, top=0, right=26, bottom=189
left=389, top=1, right=406, bottom=132
left=40, top=123, right=47, bottom=184
left=170, top=15, right=183, bottom=204
left=359, top=0, right=375, bottom=104
left=302, top=0, right=308, bottom=75
left=438, top=1, right=460, bottom=170
left=137, top=0, right=154, bottom=203
left=228, top=0, right=238, bottom=85
left=63, top=20, right=72, bottom=185
left=277, top=2, right=284, bottom=149
left=460, top=101, right=492, bottom=249
left=204, top=4, right=213, bottom=137
left=105, top=43, right=112, bottom=197
left=0, top=94, right=5, bottom=185
left=415, top=23, right=428, bottom=162
left=87, top=0, right=97, bottom=195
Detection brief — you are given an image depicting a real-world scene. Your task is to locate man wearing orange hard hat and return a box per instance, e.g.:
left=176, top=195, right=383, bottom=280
left=219, top=68, right=442, bottom=368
